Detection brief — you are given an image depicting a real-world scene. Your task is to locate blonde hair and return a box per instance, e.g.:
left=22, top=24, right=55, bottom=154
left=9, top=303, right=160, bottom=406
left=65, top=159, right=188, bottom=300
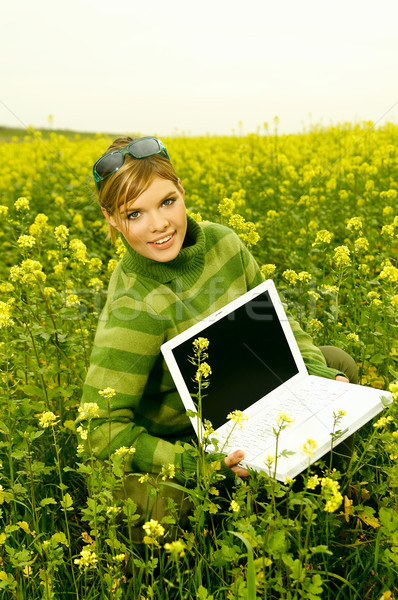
left=96, top=136, right=181, bottom=243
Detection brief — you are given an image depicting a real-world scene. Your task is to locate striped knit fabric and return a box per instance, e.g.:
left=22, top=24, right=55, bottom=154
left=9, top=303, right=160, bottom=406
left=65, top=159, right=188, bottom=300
left=78, top=216, right=341, bottom=478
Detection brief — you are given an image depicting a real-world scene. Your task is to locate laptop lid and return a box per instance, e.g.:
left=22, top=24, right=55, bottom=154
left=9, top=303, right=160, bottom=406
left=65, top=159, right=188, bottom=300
left=161, top=279, right=308, bottom=434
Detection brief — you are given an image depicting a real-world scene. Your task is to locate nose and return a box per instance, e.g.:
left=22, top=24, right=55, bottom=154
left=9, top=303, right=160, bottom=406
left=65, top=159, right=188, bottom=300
left=149, top=210, right=169, bottom=232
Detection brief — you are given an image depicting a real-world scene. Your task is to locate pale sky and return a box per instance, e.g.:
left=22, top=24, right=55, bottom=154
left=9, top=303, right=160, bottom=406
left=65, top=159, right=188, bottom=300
left=2, top=0, right=398, bottom=136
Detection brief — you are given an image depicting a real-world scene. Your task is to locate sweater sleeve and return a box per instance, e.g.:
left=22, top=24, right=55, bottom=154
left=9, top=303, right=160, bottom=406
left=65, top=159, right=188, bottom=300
left=239, top=241, right=344, bottom=380
left=77, top=291, right=197, bottom=480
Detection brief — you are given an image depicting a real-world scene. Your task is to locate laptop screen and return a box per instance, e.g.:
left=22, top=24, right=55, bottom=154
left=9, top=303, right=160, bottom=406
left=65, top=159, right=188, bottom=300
left=171, top=290, right=299, bottom=429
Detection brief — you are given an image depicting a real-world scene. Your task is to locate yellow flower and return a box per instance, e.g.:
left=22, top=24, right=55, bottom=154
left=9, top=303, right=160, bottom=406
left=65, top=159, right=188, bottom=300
left=381, top=224, right=395, bottom=238
left=0, top=301, right=14, bottom=330
left=74, top=547, right=98, bottom=570
left=14, top=197, right=30, bottom=211
left=23, top=565, right=32, bottom=578
left=38, top=411, right=59, bottom=429
left=195, top=362, right=212, bottom=381
left=193, top=337, right=209, bottom=352
left=312, top=230, right=333, bottom=246
left=373, top=415, right=393, bottom=429
left=54, top=225, right=69, bottom=244
left=76, top=426, right=88, bottom=440
left=17, top=234, right=36, bottom=249
left=379, top=265, right=398, bottom=284
left=321, top=285, right=339, bottom=295
left=142, top=519, right=165, bottom=539
left=9, top=259, right=46, bottom=284
left=88, top=257, right=102, bottom=272
left=306, top=475, right=320, bottom=490
left=160, top=463, right=176, bottom=480
left=346, top=217, right=363, bottom=232
left=266, top=209, right=280, bottom=221
left=78, top=403, right=100, bottom=420
left=301, top=438, right=318, bottom=458
left=106, top=506, right=121, bottom=516
left=218, top=197, right=235, bottom=217
left=65, top=294, right=80, bottom=308
left=114, top=446, right=136, bottom=457
left=69, top=238, right=87, bottom=263
left=115, top=237, right=126, bottom=257
left=230, top=500, right=240, bottom=513
left=114, top=553, right=126, bottom=562
left=354, top=237, right=369, bottom=253
left=0, top=205, right=9, bottom=217
left=138, top=474, right=150, bottom=484
left=88, top=277, right=104, bottom=290
left=43, top=286, right=57, bottom=298
left=276, top=412, right=294, bottom=426
left=283, top=269, right=299, bottom=286
left=98, top=387, right=116, bottom=399
left=298, top=271, right=312, bottom=284
left=227, top=410, right=249, bottom=428
left=382, top=205, right=394, bottom=216
left=107, top=259, right=119, bottom=272
left=164, top=540, right=186, bottom=556
left=18, top=521, right=35, bottom=535
left=284, top=477, right=295, bottom=486
left=308, top=319, right=323, bottom=330
left=333, top=245, right=351, bottom=268
left=347, top=333, right=359, bottom=343
left=228, top=214, right=246, bottom=230
left=321, top=477, right=343, bottom=512
left=260, top=264, right=277, bottom=279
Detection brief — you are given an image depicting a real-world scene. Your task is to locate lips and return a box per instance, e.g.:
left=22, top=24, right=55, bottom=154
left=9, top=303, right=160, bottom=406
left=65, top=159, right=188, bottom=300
left=148, top=232, right=175, bottom=247
left=152, top=233, right=173, bottom=244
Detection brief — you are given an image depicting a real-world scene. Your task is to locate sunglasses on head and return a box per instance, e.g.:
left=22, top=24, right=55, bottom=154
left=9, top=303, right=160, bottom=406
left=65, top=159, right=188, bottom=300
left=93, top=136, right=170, bottom=189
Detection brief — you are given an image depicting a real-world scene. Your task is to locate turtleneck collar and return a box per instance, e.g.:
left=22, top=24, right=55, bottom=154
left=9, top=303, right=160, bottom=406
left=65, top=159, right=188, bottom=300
left=121, top=215, right=206, bottom=284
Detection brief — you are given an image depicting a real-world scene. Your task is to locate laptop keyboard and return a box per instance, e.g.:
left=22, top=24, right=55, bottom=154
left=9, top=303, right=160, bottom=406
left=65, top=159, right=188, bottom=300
left=218, top=378, right=348, bottom=461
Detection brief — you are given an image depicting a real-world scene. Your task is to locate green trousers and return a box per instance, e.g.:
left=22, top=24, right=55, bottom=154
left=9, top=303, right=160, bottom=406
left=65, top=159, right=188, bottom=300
left=116, top=345, right=358, bottom=544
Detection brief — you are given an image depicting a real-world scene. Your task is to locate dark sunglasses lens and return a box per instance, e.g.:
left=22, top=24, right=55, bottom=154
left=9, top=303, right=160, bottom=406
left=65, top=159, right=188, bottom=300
left=130, top=138, right=160, bottom=158
left=96, top=152, right=124, bottom=178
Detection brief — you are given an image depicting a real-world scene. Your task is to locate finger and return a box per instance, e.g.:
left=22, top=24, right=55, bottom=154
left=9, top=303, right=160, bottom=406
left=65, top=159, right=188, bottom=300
left=224, top=450, right=245, bottom=468
left=335, top=375, right=349, bottom=383
left=230, top=465, right=250, bottom=478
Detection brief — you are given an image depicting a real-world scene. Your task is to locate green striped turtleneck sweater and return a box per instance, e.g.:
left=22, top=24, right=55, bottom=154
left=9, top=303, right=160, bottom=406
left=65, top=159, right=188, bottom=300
left=79, top=216, right=342, bottom=478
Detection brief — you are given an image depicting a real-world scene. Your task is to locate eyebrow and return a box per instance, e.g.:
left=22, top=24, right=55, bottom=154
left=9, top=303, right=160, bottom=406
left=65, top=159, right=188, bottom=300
left=119, top=188, right=178, bottom=215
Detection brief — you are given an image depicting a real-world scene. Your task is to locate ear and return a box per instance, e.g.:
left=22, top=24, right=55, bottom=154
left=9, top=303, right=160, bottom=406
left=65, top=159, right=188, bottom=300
left=177, top=178, right=185, bottom=198
left=101, top=206, right=121, bottom=232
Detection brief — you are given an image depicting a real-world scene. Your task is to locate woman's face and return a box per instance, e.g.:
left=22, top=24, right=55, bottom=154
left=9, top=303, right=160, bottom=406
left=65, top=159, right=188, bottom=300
left=103, top=177, right=187, bottom=262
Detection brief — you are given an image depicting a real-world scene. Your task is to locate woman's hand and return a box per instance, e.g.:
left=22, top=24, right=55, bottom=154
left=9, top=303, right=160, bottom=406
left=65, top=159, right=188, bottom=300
left=225, top=376, right=350, bottom=477
left=224, top=449, right=249, bottom=478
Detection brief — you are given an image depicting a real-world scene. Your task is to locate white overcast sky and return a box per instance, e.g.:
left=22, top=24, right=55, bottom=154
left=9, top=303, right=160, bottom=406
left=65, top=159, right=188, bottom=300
left=2, top=0, right=398, bottom=136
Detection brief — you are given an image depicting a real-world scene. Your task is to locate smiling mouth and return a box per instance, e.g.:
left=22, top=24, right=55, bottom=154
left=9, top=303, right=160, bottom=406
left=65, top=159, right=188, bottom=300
left=150, top=233, right=174, bottom=245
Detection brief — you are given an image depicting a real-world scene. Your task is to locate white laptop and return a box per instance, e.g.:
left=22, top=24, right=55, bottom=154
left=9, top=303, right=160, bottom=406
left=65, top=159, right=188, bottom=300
left=161, top=280, right=393, bottom=481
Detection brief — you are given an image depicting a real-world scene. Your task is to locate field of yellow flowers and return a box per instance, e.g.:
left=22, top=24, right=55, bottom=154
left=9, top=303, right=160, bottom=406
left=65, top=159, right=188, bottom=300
left=0, top=123, right=397, bottom=599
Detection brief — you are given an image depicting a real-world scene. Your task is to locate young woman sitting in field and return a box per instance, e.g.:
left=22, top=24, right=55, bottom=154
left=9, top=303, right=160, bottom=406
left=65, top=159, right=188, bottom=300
left=77, top=136, right=357, bottom=544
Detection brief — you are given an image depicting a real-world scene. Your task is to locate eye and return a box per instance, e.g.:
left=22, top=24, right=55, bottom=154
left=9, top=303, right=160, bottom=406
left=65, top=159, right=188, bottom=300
left=126, top=210, right=141, bottom=220
left=162, top=197, right=176, bottom=207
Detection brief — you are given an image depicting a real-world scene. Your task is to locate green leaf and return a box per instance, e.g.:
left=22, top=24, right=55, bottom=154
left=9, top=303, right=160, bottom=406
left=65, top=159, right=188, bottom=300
left=60, top=493, right=73, bottom=510
left=40, top=498, right=57, bottom=507
left=51, top=531, right=69, bottom=546
left=23, top=384, right=43, bottom=398
left=229, top=531, right=256, bottom=600
left=197, top=585, right=214, bottom=600
left=309, top=545, right=332, bottom=555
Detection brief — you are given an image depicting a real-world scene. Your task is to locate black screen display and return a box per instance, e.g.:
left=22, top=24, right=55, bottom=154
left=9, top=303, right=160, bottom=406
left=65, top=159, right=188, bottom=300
left=171, top=290, right=299, bottom=429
